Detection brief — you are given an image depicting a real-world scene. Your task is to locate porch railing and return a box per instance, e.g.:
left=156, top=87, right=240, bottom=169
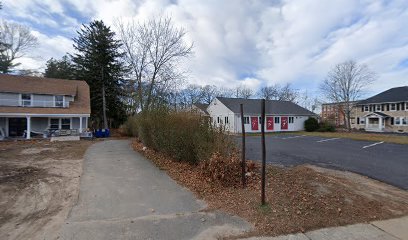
left=0, top=98, right=69, bottom=108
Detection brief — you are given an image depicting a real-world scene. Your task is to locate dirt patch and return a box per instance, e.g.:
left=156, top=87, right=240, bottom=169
left=132, top=139, right=408, bottom=237
left=20, top=147, right=57, bottom=155
left=0, top=139, right=94, bottom=240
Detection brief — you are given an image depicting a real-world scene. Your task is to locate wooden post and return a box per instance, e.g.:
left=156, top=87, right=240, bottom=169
left=240, top=104, right=246, bottom=188
left=261, top=99, right=266, bottom=205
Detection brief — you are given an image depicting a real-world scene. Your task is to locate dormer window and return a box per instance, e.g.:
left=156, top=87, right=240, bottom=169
left=55, top=95, right=64, bottom=107
left=364, top=105, right=369, bottom=112
left=21, top=94, right=31, bottom=107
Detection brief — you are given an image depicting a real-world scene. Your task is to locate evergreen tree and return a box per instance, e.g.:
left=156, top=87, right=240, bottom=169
left=72, top=20, right=127, bottom=129
left=44, top=55, right=76, bottom=79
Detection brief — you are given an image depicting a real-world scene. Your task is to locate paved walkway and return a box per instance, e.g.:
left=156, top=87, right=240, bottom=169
left=243, top=216, right=408, bottom=240
left=60, top=140, right=251, bottom=240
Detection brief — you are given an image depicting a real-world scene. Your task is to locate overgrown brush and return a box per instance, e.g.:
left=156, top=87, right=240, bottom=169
left=122, top=108, right=236, bottom=165
left=199, top=151, right=242, bottom=187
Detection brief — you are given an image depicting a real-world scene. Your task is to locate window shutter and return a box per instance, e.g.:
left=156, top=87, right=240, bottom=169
left=387, top=104, right=390, bottom=111
left=357, top=117, right=360, bottom=124
left=397, top=103, right=400, bottom=111
left=402, top=102, right=405, bottom=111
left=381, top=104, right=385, bottom=111
left=391, top=117, right=394, bottom=125
left=361, top=106, right=364, bottom=112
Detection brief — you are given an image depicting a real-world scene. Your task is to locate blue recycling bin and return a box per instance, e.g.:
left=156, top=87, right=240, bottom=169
left=94, top=129, right=110, bottom=138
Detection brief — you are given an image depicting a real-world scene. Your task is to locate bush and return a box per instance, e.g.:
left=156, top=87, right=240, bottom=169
left=120, top=116, right=139, bottom=137
left=200, top=151, right=242, bottom=187
left=317, top=121, right=336, bottom=132
left=304, top=117, right=319, bottom=132
left=123, top=108, right=236, bottom=164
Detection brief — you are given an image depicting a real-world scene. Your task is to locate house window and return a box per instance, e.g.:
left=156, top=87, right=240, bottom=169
left=376, top=105, right=381, bottom=111
left=390, top=103, right=396, bottom=111
left=243, top=116, right=249, bottom=124
left=364, top=105, right=369, bottom=112
left=224, top=116, right=229, bottom=124
left=395, top=117, right=401, bottom=125
left=274, top=117, right=280, bottom=124
left=22, top=94, right=31, bottom=107
left=288, top=117, right=294, bottom=124
left=402, top=117, right=407, bottom=125
left=360, top=118, right=365, bottom=124
left=55, top=95, right=64, bottom=107
left=61, top=118, right=71, bottom=129
left=50, top=119, right=59, bottom=129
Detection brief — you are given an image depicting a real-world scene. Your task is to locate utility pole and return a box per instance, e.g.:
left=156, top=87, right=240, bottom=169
left=261, top=99, right=266, bottom=205
left=101, top=66, right=108, bottom=129
left=240, top=103, right=246, bottom=188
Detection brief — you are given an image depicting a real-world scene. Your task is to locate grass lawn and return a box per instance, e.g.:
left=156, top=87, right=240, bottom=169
left=298, top=131, right=408, bottom=144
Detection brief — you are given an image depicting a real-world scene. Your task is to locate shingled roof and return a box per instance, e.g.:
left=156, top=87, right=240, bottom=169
left=192, top=103, right=209, bottom=115
left=0, top=74, right=90, bottom=115
left=216, top=97, right=316, bottom=116
left=358, top=86, right=408, bottom=105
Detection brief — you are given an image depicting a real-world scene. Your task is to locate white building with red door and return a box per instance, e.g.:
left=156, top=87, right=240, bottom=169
left=207, top=97, right=316, bottom=133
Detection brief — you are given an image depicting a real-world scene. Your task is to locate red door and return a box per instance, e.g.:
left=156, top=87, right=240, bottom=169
left=251, top=117, right=259, bottom=130
left=281, top=116, right=288, bottom=130
left=266, top=116, right=274, bottom=130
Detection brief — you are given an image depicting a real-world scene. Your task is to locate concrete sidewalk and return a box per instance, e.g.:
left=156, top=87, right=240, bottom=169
left=59, top=140, right=251, bottom=240
left=243, top=216, right=408, bottom=240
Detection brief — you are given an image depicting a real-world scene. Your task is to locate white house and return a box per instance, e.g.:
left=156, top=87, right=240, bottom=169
left=0, top=74, right=91, bottom=139
left=207, top=97, right=316, bottom=133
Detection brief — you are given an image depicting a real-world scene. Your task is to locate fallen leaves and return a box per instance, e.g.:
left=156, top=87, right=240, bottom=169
left=131, top=139, right=408, bottom=237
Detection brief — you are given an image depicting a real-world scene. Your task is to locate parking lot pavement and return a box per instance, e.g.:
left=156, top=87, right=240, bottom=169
left=239, top=134, right=408, bottom=190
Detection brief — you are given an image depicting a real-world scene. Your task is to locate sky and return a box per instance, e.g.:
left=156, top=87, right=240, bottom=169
left=2, top=0, right=408, bottom=98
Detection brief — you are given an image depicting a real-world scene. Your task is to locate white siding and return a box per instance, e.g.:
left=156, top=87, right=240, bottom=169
left=0, top=92, right=19, bottom=106
left=32, top=94, right=54, bottom=107
left=207, top=98, right=236, bottom=132
left=234, top=115, right=309, bottom=133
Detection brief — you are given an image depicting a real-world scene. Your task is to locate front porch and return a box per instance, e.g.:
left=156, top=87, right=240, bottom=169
left=0, top=115, right=89, bottom=140
left=363, top=112, right=390, bottom=132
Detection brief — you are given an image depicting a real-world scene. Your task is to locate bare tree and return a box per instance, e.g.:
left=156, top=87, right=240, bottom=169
left=277, top=83, right=298, bottom=102
left=257, top=83, right=298, bottom=102
left=257, top=85, right=278, bottom=100
left=217, top=87, right=234, bottom=98
left=201, top=85, right=217, bottom=104
left=234, top=85, right=254, bottom=99
left=320, top=60, right=376, bottom=130
left=116, top=16, right=193, bottom=112
left=0, top=20, right=38, bottom=73
left=181, top=84, right=204, bottom=106
left=298, top=90, right=321, bottom=113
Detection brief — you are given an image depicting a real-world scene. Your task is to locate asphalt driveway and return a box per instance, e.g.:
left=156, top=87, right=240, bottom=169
left=240, top=134, right=408, bottom=190
left=60, top=140, right=250, bottom=240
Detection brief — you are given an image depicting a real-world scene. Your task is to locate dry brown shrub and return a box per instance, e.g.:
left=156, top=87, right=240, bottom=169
left=200, top=151, right=244, bottom=187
